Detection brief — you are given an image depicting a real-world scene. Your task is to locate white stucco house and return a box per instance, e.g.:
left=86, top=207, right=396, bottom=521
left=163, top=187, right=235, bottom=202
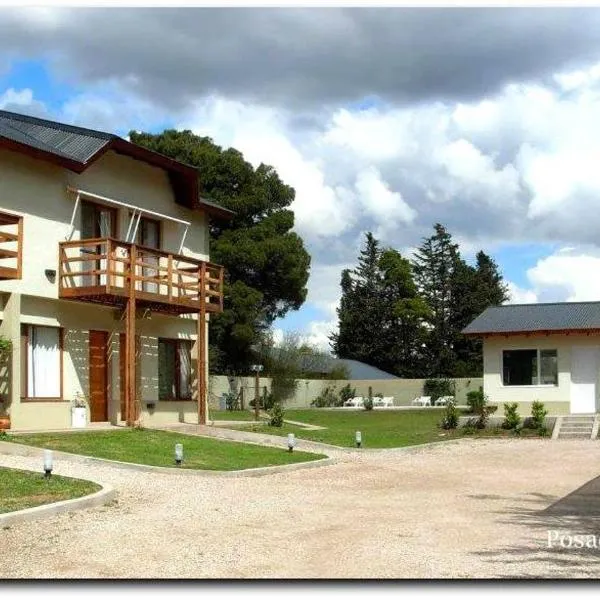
left=463, top=301, right=600, bottom=415
left=0, top=109, right=234, bottom=431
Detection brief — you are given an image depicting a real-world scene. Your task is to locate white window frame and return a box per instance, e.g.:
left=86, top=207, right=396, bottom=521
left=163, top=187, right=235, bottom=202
left=501, top=348, right=558, bottom=388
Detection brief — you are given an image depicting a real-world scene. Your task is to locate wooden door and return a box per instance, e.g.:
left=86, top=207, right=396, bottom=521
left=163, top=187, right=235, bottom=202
left=89, top=330, right=109, bottom=422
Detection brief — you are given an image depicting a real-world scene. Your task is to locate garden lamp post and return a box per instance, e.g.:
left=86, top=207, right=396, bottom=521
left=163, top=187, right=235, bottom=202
left=250, top=364, right=264, bottom=421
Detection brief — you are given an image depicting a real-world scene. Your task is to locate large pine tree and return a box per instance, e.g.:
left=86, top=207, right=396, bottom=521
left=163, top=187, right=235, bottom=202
left=331, top=233, right=428, bottom=376
left=411, top=224, right=460, bottom=377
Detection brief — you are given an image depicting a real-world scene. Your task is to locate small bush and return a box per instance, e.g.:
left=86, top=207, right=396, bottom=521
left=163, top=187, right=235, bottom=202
left=466, top=388, right=485, bottom=414
left=223, top=392, right=238, bottom=411
left=338, top=384, right=356, bottom=406
left=531, top=400, right=548, bottom=434
left=269, top=402, right=285, bottom=427
left=424, top=378, right=456, bottom=404
left=440, top=401, right=459, bottom=430
left=363, top=396, right=374, bottom=411
left=502, top=402, right=521, bottom=430
left=311, top=385, right=340, bottom=408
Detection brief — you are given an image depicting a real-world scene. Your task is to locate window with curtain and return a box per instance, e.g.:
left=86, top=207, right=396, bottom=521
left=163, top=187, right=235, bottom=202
left=21, top=325, right=61, bottom=398
left=158, top=339, right=192, bottom=400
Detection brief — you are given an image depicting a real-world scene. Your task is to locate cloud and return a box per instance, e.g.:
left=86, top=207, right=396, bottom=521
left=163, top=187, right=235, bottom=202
left=5, top=8, right=600, bottom=111
left=0, top=87, right=47, bottom=116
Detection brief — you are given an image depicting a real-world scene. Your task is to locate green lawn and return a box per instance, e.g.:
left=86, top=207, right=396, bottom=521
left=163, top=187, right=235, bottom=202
left=209, top=410, right=264, bottom=421
left=226, top=409, right=548, bottom=447
left=0, top=466, right=100, bottom=514
left=7, top=429, right=325, bottom=471
left=227, top=408, right=454, bottom=448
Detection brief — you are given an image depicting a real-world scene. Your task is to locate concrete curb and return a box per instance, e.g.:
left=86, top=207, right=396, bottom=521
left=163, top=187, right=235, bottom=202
left=0, top=440, right=336, bottom=478
left=552, top=416, right=563, bottom=440
left=0, top=470, right=116, bottom=527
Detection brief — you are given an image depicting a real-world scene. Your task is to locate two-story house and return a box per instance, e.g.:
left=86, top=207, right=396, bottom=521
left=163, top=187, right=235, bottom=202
left=0, top=109, right=233, bottom=431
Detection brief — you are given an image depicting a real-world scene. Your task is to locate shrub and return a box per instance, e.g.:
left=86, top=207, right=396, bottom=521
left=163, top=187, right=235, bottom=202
left=311, top=385, right=339, bottom=407
left=269, top=402, right=285, bottom=427
left=223, top=391, right=238, bottom=411
left=531, top=400, right=548, bottom=435
left=338, top=384, right=356, bottom=406
left=440, top=401, right=459, bottom=430
left=424, top=378, right=456, bottom=404
left=466, top=388, right=485, bottom=414
left=466, top=390, right=496, bottom=429
left=502, top=402, right=521, bottom=431
left=363, top=396, right=374, bottom=411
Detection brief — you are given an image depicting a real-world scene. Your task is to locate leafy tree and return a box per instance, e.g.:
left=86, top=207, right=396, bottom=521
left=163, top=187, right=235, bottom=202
left=129, top=130, right=311, bottom=373
left=450, top=251, right=509, bottom=376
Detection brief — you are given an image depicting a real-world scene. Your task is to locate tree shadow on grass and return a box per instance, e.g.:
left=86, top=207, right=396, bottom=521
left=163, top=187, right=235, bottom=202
left=468, top=476, right=600, bottom=578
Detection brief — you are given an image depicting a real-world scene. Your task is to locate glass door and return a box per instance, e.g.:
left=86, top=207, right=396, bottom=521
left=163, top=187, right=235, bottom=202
left=81, top=200, right=116, bottom=287
left=135, top=217, right=161, bottom=294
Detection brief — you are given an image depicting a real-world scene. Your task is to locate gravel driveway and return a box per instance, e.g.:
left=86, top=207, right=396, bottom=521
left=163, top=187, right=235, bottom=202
left=2, top=438, right=600, bottom=579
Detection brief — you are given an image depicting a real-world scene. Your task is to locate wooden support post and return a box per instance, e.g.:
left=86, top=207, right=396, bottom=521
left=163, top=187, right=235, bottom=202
left=124, top=245, right=137, bottom=427
left=198, top=262, right=207, bottom=425
left=16, top=217, right=23, bottom=280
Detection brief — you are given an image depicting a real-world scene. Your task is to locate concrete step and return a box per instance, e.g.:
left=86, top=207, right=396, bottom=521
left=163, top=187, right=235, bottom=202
left=560, top=423, right=594, bottom=429
left=558, top=433, right=594, bottom=439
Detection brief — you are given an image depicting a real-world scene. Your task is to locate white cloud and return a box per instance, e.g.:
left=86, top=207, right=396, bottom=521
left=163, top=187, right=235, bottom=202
left=505, top=281, right=538, bottom=305
left=355, top=166, right=416, bottom=225
left=178, top=96, right=357, bottom=242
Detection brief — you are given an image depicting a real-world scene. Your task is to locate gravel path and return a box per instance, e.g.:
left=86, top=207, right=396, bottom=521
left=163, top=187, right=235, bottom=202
left=2, top=438, right=600, bottom=579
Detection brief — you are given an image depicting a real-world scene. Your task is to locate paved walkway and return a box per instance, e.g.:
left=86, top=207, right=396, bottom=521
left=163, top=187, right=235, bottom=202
left=154, top=422, right=350, bottom=457
left=3, top=438, right=600, bottom=578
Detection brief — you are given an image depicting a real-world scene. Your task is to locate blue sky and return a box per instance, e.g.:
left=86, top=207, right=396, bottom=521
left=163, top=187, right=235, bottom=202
left=5, top=8, right=600, bottom=350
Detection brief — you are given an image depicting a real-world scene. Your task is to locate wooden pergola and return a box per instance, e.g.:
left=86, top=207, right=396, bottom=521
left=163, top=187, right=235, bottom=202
left=58, top=237, right=224, bottom=425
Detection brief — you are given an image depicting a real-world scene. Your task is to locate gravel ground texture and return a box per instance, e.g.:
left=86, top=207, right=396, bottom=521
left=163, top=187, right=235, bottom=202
left=2, top=438, right=600, bottom=579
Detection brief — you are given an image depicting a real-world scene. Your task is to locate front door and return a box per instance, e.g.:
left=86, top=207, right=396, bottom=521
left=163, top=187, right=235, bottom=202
left=89, top=330, right=109, bottom=422
left=570, top=346, right=598, bottom=414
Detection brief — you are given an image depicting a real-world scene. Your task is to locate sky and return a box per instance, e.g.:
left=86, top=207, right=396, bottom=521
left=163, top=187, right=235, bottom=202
left=4, top=7, right=600, bottom=351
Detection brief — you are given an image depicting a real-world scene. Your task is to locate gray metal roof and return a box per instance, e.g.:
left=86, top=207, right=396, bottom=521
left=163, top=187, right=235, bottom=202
left=0, top=109, right=113, bottom=163
left=462, top=302, right=600, bottom=335
left=333, top=359, right=399, bottom=380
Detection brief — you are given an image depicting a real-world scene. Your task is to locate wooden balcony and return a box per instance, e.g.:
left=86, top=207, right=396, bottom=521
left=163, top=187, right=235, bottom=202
left=0, top=211, right=23, bottom=280
left=58, top=238, right=224, bottom=316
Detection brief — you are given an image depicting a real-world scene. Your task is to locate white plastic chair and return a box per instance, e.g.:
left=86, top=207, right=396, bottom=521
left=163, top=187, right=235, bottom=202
left=382, top=396, right=394, bottom=407
left=412, top=396, right=432, bottom=407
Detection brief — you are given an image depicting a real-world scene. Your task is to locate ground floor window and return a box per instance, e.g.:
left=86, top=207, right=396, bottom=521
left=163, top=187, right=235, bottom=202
left=158, top=338, right=192, bottom=400
left=502, top=348, right=558, bottom=386
left=20, top=325, right=63, bottom=398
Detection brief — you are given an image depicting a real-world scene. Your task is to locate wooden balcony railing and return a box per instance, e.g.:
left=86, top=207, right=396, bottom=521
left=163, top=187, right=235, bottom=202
left=0, top=211, right=23, bottom=280
left=58, top=238, right=224, bottom=315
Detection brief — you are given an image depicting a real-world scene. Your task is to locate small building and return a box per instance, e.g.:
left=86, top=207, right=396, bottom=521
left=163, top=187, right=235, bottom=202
left=463, top=301, right=600, bottom=415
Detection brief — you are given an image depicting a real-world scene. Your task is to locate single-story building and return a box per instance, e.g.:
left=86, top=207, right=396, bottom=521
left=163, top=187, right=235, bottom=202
left=463, top=301, right=600, bottom=415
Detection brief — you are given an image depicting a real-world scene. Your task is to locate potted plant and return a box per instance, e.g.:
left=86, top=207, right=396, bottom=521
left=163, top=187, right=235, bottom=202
left=71, top=392, right=88, bottom=428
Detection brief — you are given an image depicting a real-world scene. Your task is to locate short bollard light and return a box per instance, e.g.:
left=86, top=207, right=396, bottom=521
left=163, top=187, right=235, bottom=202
left=43, top=449, right=53, bottom=478
left=287, top=433, right=296, bottom=452
left=355, top=431, right=362, bottom=448
left=175, top=443, right=183, bottom=466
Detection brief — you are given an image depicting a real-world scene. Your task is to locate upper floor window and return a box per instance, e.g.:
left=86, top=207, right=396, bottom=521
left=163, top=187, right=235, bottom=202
left=81, top=200, right=117, bottom=239
left=133, top=215, right=161, bottom=250
left=502, top=349, right=558, bottom=386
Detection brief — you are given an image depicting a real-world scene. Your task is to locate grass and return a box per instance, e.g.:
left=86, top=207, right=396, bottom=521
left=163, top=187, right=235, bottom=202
left=226, top=408, right=453, bottom=448
left=7, top=429, right=325, bottom=471
left=225, top=408, right=549, bottom=448
left=0, top=466, right=100, bottom=514
left=209, top=410, right=264, bottom=421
